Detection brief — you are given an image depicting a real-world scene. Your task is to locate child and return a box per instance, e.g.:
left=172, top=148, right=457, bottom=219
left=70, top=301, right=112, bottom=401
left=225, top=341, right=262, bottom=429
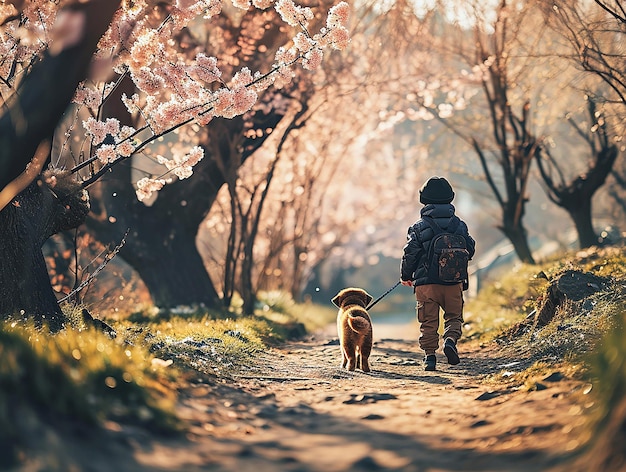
left=400, top=176, right=475, bottom=371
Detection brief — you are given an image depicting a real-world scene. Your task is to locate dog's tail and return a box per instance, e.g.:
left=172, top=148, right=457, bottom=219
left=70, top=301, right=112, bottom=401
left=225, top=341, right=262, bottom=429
left=348, top=313, right=370, bottom=334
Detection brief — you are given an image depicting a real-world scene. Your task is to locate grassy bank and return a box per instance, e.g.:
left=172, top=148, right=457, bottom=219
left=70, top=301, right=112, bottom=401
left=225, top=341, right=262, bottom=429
left=464, top=245, right=626, bottom=469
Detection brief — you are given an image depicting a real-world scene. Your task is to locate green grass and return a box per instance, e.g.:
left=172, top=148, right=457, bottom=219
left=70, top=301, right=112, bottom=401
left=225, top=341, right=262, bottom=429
left=588, top=297, right=626, bottom=425
left=464, top=246, right=626, bottom=349
left=143, top=315, right=274, bottom=377
left=0, top=317, right=180, bottom=466
left=463, top=262, right=551, bottom=342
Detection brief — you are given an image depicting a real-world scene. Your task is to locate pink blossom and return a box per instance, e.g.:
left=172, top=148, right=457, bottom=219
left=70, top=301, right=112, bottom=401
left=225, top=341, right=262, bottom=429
left=132, top=67, right=165, bottom=94
left=104, top=118, right=120, bottom=136
left=171, top=151, right=190, bottom=167
left=275, top=0, right=313, bottom=28
left=129, top=30, right=160, bottom=69
left=274, top=46, right=298, bottom=66
left=213, top=88, right=235, bottom=116
left=191, top=53, right=221, bottom=83
left=327, top=26, right=350, bottom=50
left=228, top=87, right=257, bottom=117
left=84, top=118, right=128, bottom=147
left=136, top=177, right=166, bottom=202
left=249, top=72, right=275, bottom=92
left=96, top=145, right=117, bottom=164
left=73, top=84, right=102, bottom=109
left=173, top=166, right=194, bottom=180
left=185, top=146, right=205, bottom=167
left=171, top=0, right=224, bottom=25
left=118, top=125, right=137, bottom=141
left=157, top=146, right=204, bottom=180
left=326, top=2, right=350, bottom=29
left=252, top=0, right=273, bottom=9
left=121, top=93, right=141, bottom=115
left=202, top=0, right=223, bottom=19
left=156, top=155, right=170, bottom=166
left=182, top=81, right=207, bottom=103
left=303, top=48, right=323, bottom=71
left=157, top=62, right=187, bottom=86
left=83, top=117, right=108, bottom=145
left=274, top=66, right=295, bottom=89
left=293, top=33, right=314, bottom=53
left=194, top=108, right=215, bottom=126
left=171, top=8, right=196, bottom=26
left=116, top=141, right=135, bottom=157
left=101, top=8, right=137, bottom=55
left=152, top=101, right=194, bottom=134
left=231, top=68, right=253, bottom=88
left=4, top=0, right=358, bottom=206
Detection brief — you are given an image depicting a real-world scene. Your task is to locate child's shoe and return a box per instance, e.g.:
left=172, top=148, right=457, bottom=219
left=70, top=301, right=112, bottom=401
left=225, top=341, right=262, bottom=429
left=424, top=354, right=436, bottom=371
left=443, top=338, right=460, bottom=365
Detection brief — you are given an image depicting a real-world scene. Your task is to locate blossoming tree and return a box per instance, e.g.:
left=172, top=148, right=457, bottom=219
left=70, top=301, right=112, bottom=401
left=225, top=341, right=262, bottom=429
left=80, top=2, right=337, bottom=310
left=0, top=0, right=350, bottom=329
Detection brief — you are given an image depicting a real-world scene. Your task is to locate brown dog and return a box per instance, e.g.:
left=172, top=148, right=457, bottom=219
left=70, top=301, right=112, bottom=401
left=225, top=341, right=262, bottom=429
left=331, top=287, right=374, bottom=372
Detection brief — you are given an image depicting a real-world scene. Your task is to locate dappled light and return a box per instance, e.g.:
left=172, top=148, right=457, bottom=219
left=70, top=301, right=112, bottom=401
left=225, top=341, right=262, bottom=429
left=1, top=0, right=625, bottom=470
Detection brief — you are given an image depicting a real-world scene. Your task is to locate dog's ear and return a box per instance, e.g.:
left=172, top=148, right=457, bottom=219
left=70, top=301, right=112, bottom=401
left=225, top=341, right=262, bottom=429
left=331, top=291, right=343, bottom=308
left=362, top=291, right=373, bottom=307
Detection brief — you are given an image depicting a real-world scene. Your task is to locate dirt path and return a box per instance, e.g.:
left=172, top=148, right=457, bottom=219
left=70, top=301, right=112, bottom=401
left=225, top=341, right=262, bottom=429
left=106, top=321, right=594, bottom=472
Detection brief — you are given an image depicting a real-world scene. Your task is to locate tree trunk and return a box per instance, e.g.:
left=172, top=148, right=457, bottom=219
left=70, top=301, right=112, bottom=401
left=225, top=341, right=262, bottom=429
left=86, top=154, right=228, bottom=310
left=83, top=76, right=220, bottom=310
left=122, top=223, right=221, bottom=309
left=534, top=101, right=618, bottom=249
left=76, top=9, right=292, bottom=311
left=86, top=164, right=223, bottom=309
left=86, top=92, right=286, bottom=310
left=241, top=237, right=256, bottom=316
left=0, top=206, right=62, bottom=329
left=0, top=177, right=90, bottom=330
left=0, top=0, right=119, bottom=327
left=566, top=198, right=599, bottom=248
left=500, top=217, right=536, bottom=265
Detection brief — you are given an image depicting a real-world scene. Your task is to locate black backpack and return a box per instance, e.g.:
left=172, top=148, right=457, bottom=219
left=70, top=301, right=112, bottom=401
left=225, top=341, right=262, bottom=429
left=424, top=216, right=469, bottom=284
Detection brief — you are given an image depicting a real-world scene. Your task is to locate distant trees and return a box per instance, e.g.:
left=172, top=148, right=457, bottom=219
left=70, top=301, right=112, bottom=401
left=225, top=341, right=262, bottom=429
left=535, top=99, right=618, bottom=248
left=545, top=0, right=626, bottom=106
left=402, top=0, right=542, bottom=263
left=539, top=0, right=626, bottom=245
left=201, top=0, right=439, bottom=307
left=3, top=0, right=624, bottom=324
left=464, top=1, right=540, bottom=264
left=398, top=0, right=624, bottom=260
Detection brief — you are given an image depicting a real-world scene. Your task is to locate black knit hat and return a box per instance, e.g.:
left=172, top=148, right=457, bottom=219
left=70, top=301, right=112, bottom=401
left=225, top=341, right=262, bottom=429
left=419, top=177, right=455, bottom=204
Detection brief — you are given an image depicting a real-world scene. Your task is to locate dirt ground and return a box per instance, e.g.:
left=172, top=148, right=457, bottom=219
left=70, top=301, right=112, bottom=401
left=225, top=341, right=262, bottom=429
left=17, top=320, right=598, bottom=472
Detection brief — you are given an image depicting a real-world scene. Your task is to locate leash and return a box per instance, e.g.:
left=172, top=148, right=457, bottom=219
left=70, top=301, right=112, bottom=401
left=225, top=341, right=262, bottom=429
left=366, top=281, right=401, bottom=310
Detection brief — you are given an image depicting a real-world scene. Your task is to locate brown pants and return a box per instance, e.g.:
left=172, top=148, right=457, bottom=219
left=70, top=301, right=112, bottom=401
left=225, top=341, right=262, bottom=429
left=414, top=283, right=464, bottom=356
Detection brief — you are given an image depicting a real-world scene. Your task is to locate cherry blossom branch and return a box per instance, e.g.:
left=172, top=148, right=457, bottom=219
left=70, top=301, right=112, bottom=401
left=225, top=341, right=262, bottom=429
left=74, top=54, right=300, bottom=183
left=67, top=0, right=350, bottom=201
